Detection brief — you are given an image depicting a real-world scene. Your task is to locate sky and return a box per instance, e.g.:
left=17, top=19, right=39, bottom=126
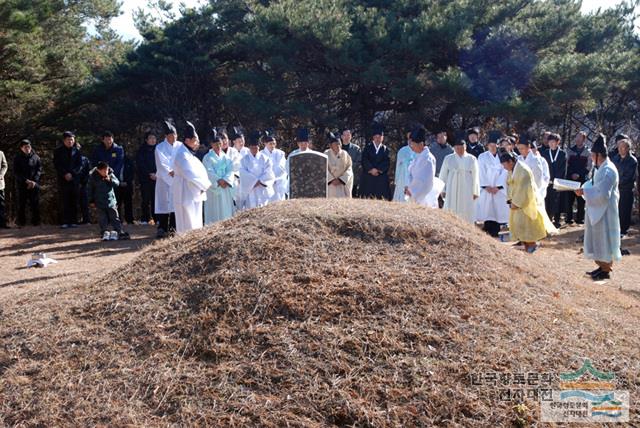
left=112, top=0, right=636, bottom=41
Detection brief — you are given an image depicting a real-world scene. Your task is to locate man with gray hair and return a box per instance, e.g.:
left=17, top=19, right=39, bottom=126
left=611, top=135, right=637, bottom=236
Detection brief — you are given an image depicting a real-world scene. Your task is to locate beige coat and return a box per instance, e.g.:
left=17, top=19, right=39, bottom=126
left=325, top=148, right=353, bottom=198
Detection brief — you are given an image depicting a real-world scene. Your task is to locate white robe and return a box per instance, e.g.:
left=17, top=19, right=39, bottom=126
left=476, top=151, right=510, bottom=223
left=582, top=159, right=622, bottom=263
left=226, top=146, right=249, bottom=210
left=261, top=147, right=288, bottom=202
left=172, top=144, right=211, bottom=234
left=203, top=150, right=235, bottom=224
left=325, top=148, right=353, bottom=198
left=393, top=145, right=416, bottom=202
left=154, top=139, right=183, bottom=214
left=239, top=151, right=275, bottom=210
left=407, top=147, right=443, bottom=208
left=439, top=152, right=480, bottom=222
left=519, top=152, right=548, bottom=202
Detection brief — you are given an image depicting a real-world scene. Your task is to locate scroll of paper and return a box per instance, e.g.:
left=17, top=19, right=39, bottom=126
left=553, top=178, right=582, bottom=192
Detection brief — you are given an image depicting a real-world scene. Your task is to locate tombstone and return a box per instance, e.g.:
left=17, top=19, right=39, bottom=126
left=288, top=151, right=328, bottom=199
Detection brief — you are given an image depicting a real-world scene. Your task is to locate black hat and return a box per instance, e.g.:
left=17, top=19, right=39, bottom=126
left=262, top=129, right=276, bottom=143
left=615, top=133, right=630, bottom=142
left=229, top=126, right=244, bottom=140
left=454, top=130, right=466, bottom=145
left=163, top=120, right=176, bottom=135
left=487, top=130, right=503, bottom=144
left=591, top=133, right=607, bottom=155
left=208, top=128, right=221, bottom=143
left=62, top=131, right=75, bottom=139
left=247, top=130, right=261, bottom=147
left=297, top=127, right=310, bottom=142
left=517, top=133, right=532, bottom=147
left=327, top=131, right=340, bottom=144
left=371, top=122, right=384, bottom=137
left=410, top=125, right=427, bottom=143
left=184, top=121, right=198, bottom=140
left=467, top=127, right=480, bottom=136
left=19, top=139, right=31, bottom=148
left=499, top=150, right=516, bottom=163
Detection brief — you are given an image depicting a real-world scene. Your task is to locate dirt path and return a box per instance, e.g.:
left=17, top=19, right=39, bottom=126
left=0, top=224, right=156, bottom=299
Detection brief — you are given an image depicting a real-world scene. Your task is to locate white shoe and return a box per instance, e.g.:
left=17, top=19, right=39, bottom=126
left=102, top=231, right=111, bottom=241
left=109, top=231, right=119, bottom=241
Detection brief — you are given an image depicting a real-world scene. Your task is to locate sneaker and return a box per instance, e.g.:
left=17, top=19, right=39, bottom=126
left=109, top=231, right=119, bottom=241
left=61, top=224, right=70, bottom=229
left=102, top=231, right=111, bottom=241
left=118, top=231, right=130, bottom=240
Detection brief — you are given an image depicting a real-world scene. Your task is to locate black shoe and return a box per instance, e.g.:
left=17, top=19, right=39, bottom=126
left=118, top=231, right=130, bottom=240
left=156, top=228, right=166, bottom=239
left=576, top=220, right=584, bottom=225
left=566, top=220, right=574, bottom=225
left=553, top=222, right=562, bottom=229
left=592, top=271, right=610, bottom=281
left=586, top=267, right=602, bottom=277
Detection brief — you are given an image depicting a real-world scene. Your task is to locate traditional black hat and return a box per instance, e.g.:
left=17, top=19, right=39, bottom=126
left=371, top=122, right=384, bottom=137
left=62, top=131, right=75, bottom=139
left=518, top=133, right=533, bottom=147
left=163, top=120, right=176, bottom=135
left=297, top=127, right=310, bottom=142
left=410, top=125, right=427, bottom=143
left=499, top=150, right=516, bottom=163
left=591, top=133, right=607, bottom=155
left=487, top=130, right=503, bottom=144
left=615, top=133, right=630, bottom=142
left=327, top=131, right=340, bottom=144
left=453, top=130, right=466, bottom=145
left=229, top=126, right=244, bottom=141
left=262, top=129, right=276, bottom=143
left=19, top=139, right=31, bottom=148
left=247, top=130, right=261, bottom=146
left=208, top=128, right=221, bottom=143
left=184, top=121, right=198, bottom=140
left=467, top=127, right=480, bottom=136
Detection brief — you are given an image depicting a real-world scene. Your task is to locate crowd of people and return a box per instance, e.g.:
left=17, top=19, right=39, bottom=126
left=0, top=121, right=636, bottom=278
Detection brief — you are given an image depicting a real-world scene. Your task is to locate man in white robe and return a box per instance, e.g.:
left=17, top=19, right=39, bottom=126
left=575, top=134, right=621, bottom=281
left=261, top=131, right=288, bottom=202
left=239, top=132, right=275, bottom=210
left=517, top=137, right=548, bottom=204
left=392, top=130, right=416, bottom=202
left=227, top=126, right=250, bottom=210
left=154, top=120, right=183, bottom=238
left=172, top=122, right=211, bottom=234
left=203, top=129, right=235, bottom=224
left=325, top=132, right=353, bottom=198
left=439, top=138, right=480, bottom=222
left=476, top=136, right=510, bottom=236
left=404, top=125, right=443, bottom=208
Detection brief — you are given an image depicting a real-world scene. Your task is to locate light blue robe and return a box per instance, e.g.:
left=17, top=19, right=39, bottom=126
left=203, top=150, right=235, bottom=224
left=582, top=159, right=622, bottom=263
left=392, top=145, right=416, bottom=202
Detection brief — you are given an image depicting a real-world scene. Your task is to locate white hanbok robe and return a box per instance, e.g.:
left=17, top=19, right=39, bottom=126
left=154, top=139, right=183, bottom=214
left=519, top=152, right=548, bottom=203
left=476, top=151, right=510, bottom=224
left=203, top=150, right=235, bottom=224
left=239, top=151, right=275, bottom=210
left=261, top=147, right=288, bottom=202
left=226, top=146, right=249, bottom=210
left=439, top=152, right=480, bottom=222
left=325, top=148, right=353, bottom=198
left=393, top=145, right=416, bottom=202
left=172, top=144, right=211, bottom=234
left=407, top=147, right=443, bottom=208
left=581, top=159, right=622, bottom=263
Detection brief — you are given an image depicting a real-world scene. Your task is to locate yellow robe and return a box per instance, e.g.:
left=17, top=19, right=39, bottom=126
left=507, top=162, right=557, bottom=242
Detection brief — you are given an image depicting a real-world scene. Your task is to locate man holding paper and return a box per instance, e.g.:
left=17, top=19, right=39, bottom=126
left=574, top=134, right=621, bottom=281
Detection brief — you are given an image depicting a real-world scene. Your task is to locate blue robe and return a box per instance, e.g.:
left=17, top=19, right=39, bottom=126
left=582, top=159, right=622, bottom=263
left=203, top=150, right=235, bottom=224
left=392, top=145, right=416, bottom=202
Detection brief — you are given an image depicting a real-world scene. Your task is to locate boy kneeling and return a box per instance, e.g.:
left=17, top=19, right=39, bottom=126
left=89, top=161, right=130, bottom=241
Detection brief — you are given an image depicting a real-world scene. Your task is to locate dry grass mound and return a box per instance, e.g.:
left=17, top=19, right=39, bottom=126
left=1, top=199, right=639, bottom=427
